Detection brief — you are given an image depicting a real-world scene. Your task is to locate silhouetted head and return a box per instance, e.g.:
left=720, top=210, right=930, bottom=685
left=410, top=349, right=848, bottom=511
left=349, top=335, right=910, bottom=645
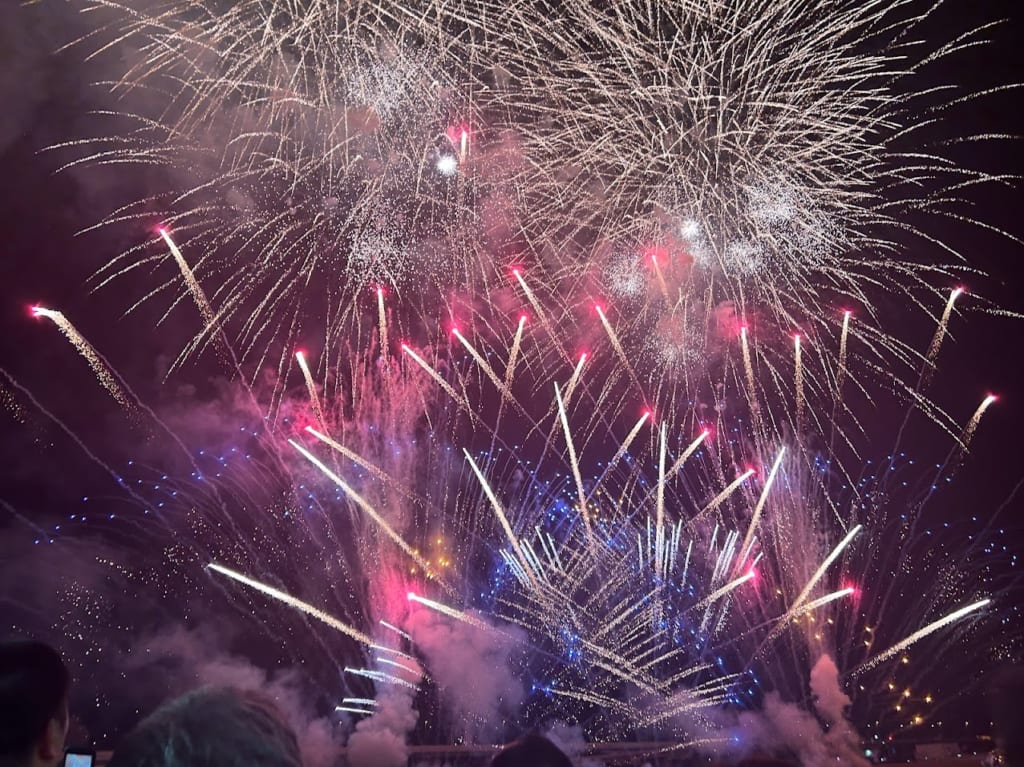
left=108, top=687, right=302, bottom=767
left=0, top=640, right=71, bottom=767
left=992, top=666, right=1024, bottom=767
left=491, top=733, right=572, bottom=767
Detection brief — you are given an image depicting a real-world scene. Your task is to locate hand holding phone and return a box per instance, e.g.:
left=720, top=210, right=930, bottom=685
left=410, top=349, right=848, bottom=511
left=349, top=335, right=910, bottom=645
left=63, top=749, right=95, bottom=767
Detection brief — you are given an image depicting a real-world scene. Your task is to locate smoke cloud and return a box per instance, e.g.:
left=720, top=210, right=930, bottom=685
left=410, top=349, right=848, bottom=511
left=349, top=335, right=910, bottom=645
left=405, top=607, right=525, bottom=743
left=121, top=623, right=341, bottom=767
left=346, top=680, right=421, bottom=767
left=722, top=654, right=867, bottom=767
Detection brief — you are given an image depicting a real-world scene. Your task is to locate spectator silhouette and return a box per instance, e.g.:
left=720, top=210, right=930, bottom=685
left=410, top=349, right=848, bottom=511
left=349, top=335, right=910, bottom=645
left=0, top=640, right=71, bottom=767
left=992, top=666, right=1024, bottom=767
left=108, top=687, right=302, bottom=767
left=491, top=733, right=572, bottom=767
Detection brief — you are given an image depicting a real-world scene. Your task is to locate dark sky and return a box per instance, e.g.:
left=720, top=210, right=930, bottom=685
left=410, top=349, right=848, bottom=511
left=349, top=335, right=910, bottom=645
left=0, top=0, right=1022, bottom=750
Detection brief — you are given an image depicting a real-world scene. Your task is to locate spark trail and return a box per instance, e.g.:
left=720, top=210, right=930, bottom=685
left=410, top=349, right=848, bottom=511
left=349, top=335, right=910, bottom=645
left=856, top=599, right=991, bottom=673
left=208, top=563, right=373, bottom=645
left=791, top=524, right=862, bottom=611
left=31, top=307, right=132, bottom=410
left=837, top=310, right=852, bottom=397
left=295, top=351, right=326, bottom=430
left=737, top=448, right=786, bottom=568
left=555, top=381, right=593, bottom=540
left=740, top=325, right=758, bottom=414
left=288, top=439, right=433, bottom=575
left=925, top=288, right=964, bottom=375
left=158, top=228, right=218, bottom=333
left=376, top=288, right=388, bottom=361
left=504, top=315, right=527, bottom=390
left=401, top=343, right=472, bottom=418
left=962, top=394, right=997, bottom=450
left=692, top=469, right=755, bottom=525
left=407, top=592, right=489, bottom=630
left=453, top=327, right=512, bottom=401
left=794, top=334, right=805, bottom=434
left=606, top=410, right=651, bottom=470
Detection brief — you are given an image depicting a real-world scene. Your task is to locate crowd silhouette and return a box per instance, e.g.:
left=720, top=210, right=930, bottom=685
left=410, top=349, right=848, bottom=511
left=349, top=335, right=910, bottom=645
left=2, top=640, right=1019, bottom=767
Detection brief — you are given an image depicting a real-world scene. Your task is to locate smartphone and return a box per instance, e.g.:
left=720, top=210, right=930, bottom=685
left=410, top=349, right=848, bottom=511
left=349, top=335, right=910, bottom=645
left=63, top=749, right=95, bottom=767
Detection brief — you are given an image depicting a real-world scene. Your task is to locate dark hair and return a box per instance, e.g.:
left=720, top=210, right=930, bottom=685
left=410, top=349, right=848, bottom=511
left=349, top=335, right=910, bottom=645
left=491, top=733, right=573, bottom=767
left=108, top=687, right=303, bottom=767
left=0, top=640, right=70, bottom=761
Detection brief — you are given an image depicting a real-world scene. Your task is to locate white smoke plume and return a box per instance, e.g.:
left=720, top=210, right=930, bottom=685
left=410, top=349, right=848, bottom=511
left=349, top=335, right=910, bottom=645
left=405, top=607, right=525, bottom=743
left=811, top=654, right=868, bottom=766
left=346, top=677, right=422, bottom=767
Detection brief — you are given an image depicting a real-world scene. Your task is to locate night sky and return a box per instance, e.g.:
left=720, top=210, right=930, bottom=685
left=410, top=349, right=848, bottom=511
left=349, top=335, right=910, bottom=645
left=1, top=0, right=1023, bottom=755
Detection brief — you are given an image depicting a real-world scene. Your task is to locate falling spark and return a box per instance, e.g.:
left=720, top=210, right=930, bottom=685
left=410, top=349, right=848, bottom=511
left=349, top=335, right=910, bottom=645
left=791, top=587, right=855, bottom=618
left=563, top=352, right=588, bottom=404
left=740, top=325, right=758, bottom=414
left=962, top=393, right=997, bottom=450
left=925, top=287, right=964, bottom=371
left=379, top=620, right=411, bottom=641
left=595, top=304, right=639, bottom=386
left=376, top=657, right=420, bottom=675
left=401, top=343, right=472, bottom=418
left=157, top=228, right=218, bottom=332
left=344, top=667, right=418, bottom=690
left=295, top=350, right=326, bottom=430
left=463, top=449, right=534, bottom=581
left=336, top=706, right=374, bottom=715
left=837, top=310, right=852, bottom=396
left=555, top=382, right=593, bottom=540
left=607, top=410, right=652, bottom=471
left=341, top=698, right=378, bottom=708
left=208, top=563, right=372, bottom=645
left=31, top=306, right=133, bottom=409
left=737, top=448, right=786, bottom=569
left=794, top=333, right=805, bottom=433
left=288, top=439, right=433, bottom=575
left=650, top=252, right=669, bottom=300
left=306, top=426, right=390, bottom=484
left=692, top=469, right=755, bottom=524
left=408, top=591, right=489, bottom=630
left=453, top=327, right=513, bottom=401
left=791, top=524, right=862, bottom=610
left=856, top=599, right=990, bottom=672
left=372, top=644, right=416, bottom=661
left=512, top=269, right=547, bottom=326
left=376, top=287, right=388, bottom=360
left=504, top=314, right=527, bottom=390
left=665, top=430, right=711, bottom=483
left=655, top=422, right=668, bottom=576
left=691, top=570, right=756, bottom=611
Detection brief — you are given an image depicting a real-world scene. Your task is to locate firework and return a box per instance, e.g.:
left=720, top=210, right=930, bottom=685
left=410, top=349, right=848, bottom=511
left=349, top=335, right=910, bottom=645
left=31, top=306, right=132, bottom=410
left=6, top=0, right=1019, bottom=760
left=856, top=599, right=991, bottom=674
left=962, top=393, right=998, bottom=450
left=208, top=563, right=373, bottom=646
left=295, top=350, right=327, bottom=430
